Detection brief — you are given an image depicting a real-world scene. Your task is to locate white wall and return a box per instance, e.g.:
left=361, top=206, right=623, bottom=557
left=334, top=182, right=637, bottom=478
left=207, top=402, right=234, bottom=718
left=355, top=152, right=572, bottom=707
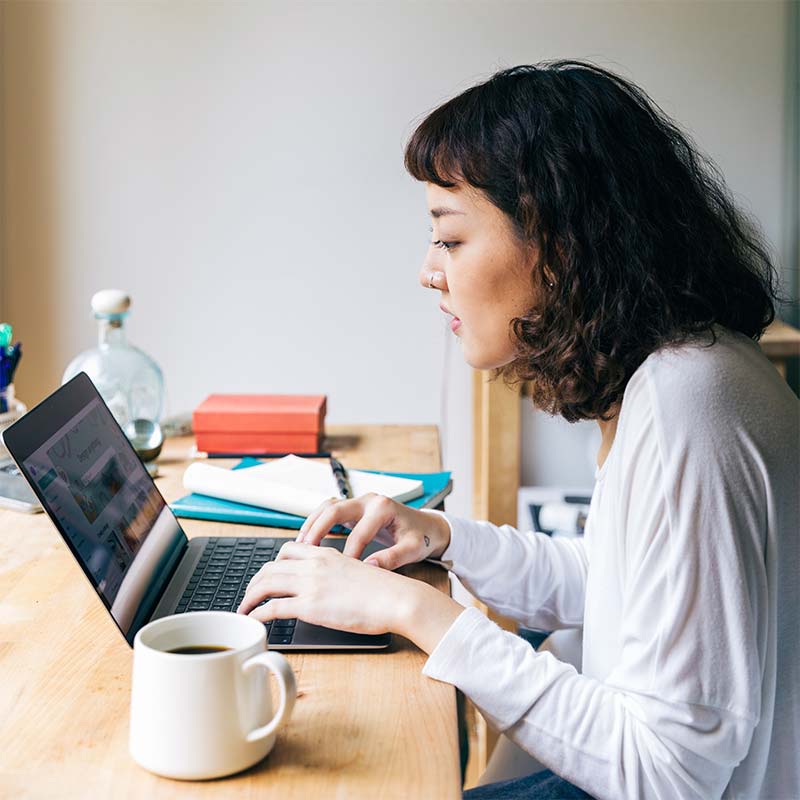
left=1, top=0, right=791, bottom=518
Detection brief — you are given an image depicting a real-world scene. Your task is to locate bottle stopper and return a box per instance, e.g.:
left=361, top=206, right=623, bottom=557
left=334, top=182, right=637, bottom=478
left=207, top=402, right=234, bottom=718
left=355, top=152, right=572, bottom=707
left=91, top=289, right=131, bottom=318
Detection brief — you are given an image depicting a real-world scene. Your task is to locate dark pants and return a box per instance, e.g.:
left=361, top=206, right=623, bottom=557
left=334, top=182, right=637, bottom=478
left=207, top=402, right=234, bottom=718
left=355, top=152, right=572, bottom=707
left=463, top=769, right=594, bottom=799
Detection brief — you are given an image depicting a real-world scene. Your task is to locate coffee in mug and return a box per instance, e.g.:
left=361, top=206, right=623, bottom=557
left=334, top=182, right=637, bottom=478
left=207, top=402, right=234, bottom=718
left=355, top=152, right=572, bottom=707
left=130, top=611, right=296, bottom=780
left=167, top=645, right=232, bottom=655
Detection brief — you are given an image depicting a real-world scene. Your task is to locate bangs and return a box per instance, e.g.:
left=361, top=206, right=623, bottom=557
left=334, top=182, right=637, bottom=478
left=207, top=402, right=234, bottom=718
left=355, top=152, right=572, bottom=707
left=403, top=86, right=493, bottom=190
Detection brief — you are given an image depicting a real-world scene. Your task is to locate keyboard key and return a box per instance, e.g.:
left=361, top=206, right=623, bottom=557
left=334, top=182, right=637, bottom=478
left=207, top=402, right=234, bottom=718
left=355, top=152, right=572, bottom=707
left=268, top=634, right=293, bottom=645
left=272, top=626, right=294, bottom=636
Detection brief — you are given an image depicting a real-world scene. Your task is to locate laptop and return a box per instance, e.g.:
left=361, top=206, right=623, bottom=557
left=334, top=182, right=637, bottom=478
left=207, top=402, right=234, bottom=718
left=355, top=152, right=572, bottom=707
left=2, top=372, right=391, bottom=651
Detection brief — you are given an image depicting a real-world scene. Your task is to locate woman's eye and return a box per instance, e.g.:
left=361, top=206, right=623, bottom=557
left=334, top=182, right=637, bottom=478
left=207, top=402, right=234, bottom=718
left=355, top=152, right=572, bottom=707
left=427, top=227, right=458, bottom=252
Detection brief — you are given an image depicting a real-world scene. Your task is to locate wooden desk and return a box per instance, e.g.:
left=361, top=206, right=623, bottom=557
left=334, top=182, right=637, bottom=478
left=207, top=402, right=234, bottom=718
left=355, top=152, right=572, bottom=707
left=0, top=425, right=461, bottom=799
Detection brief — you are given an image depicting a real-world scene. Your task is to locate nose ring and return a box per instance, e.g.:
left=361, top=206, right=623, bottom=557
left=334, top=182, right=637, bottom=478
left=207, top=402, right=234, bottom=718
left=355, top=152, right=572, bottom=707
left=429, top=275, right=435, bottom=289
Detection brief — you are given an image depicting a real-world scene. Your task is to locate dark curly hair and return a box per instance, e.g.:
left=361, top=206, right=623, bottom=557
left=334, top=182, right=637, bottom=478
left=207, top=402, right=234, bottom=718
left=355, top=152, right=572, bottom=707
left=404, top=61, right=783, bottom=422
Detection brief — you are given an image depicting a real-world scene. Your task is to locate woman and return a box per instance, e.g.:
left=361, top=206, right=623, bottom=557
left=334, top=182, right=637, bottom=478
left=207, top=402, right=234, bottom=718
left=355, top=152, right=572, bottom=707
left=238, top=62, right=798, bottom=799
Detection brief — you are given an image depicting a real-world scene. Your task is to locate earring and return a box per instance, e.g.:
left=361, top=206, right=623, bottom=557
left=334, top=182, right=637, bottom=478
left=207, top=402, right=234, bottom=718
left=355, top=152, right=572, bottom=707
left=428, top=271, right=443, bottom=289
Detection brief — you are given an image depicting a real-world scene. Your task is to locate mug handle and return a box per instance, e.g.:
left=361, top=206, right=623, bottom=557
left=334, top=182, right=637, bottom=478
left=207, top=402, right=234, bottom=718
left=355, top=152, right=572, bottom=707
left=242, top=651, right=297, bottom=743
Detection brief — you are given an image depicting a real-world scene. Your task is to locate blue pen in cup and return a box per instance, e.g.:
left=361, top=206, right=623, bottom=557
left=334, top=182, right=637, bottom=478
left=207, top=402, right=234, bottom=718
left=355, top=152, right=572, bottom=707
left=0, top=323, right=22, bottom=414
left=0, top=367, right=9, bottom=415
left=7, top=342, right=21, bottom=381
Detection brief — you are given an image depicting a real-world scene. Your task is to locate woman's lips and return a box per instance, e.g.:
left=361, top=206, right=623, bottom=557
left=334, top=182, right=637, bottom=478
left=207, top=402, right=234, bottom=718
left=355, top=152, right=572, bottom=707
left=440, top=304, right=462, bottom=332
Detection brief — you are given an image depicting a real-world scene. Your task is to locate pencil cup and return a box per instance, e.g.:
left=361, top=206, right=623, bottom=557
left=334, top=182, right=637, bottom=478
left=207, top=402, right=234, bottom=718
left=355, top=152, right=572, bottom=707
left=129, top=611, right=296, bottom=780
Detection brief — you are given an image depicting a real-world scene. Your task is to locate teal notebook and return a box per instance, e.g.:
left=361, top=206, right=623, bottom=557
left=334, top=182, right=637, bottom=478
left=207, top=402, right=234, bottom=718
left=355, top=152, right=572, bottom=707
left=170, top=457, right=453, bottom=532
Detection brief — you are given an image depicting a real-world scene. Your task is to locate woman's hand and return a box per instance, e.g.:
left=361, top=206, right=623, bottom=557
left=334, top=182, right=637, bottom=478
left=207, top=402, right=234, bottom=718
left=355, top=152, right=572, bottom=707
left=236, top=541, right=423, bottom=636
left=236, top=539, right=467, bottom=653
left=296, top=493, right=451, bottom=570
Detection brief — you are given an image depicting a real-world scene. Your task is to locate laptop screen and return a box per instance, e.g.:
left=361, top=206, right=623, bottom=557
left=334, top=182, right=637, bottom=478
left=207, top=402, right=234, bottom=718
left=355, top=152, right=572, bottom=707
left=7, top=374, right=186, bottom=643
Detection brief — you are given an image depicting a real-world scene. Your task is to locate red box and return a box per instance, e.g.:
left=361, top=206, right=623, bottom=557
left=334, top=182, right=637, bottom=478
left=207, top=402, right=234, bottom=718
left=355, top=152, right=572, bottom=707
left=193, top=394, right=326, bottom=454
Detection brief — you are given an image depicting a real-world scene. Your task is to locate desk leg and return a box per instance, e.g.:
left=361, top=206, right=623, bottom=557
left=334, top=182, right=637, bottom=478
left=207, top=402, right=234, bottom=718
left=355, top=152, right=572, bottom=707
left=470, top=370, right=522, bottom=777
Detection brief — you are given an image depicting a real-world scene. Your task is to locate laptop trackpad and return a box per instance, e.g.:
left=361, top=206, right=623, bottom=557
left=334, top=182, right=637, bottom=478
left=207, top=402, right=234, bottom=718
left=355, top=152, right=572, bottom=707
left=291, top=621, right=391, bottom=648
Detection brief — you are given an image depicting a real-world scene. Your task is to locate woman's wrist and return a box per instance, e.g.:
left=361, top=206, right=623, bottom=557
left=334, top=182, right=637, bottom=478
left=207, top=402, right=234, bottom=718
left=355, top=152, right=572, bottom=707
left=397, top=580, right=465, bottom=656
left=420, top=509, right=452, bottom=560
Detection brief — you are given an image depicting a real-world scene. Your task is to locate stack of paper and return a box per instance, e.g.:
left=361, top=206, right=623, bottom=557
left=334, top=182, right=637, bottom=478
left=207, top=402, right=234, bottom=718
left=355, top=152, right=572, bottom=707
left=182, top=455, right=425, bottom=518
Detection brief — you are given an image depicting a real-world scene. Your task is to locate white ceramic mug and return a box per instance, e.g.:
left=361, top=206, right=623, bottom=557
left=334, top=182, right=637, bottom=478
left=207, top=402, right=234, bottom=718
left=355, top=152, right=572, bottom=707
left=130, top=611, right=296, bottom=780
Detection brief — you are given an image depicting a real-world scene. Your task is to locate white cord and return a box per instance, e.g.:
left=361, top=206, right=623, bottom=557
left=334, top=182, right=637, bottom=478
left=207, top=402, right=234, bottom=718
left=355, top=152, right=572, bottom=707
left=439, top=321, right=451, bottom=465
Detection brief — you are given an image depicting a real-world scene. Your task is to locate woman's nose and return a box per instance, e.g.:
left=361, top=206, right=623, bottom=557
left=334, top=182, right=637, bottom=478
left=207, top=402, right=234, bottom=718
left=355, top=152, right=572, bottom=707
left=419, top=267, right=446, bottom=291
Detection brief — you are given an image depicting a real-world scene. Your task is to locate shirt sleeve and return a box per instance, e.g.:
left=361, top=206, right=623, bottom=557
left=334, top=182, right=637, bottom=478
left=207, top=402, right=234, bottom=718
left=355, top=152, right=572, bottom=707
left=420, top=361, right=763, bottom=800
left=420, top=508, right=588, bottom=631
left=422, top=609, right=756, bottom=800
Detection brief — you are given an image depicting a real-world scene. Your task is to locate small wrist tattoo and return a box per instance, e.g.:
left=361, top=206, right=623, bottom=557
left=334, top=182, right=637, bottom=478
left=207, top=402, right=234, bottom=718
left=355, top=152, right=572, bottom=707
left=423, top=535, right=430, bottom=549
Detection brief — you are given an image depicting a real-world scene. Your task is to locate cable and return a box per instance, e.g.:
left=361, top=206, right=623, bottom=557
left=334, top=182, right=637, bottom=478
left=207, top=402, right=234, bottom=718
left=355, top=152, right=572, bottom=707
left=439, top=319, right=451, bottom=466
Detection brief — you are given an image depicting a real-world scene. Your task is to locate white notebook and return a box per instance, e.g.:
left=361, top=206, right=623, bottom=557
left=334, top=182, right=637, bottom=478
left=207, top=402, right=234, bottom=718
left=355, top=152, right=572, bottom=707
left=183, top=455, right=424, bottom=518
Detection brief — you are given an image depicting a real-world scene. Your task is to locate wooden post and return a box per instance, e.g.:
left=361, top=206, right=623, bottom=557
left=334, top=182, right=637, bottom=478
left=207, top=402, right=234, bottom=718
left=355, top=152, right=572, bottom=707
left=469, top=369, right=522, bottom=778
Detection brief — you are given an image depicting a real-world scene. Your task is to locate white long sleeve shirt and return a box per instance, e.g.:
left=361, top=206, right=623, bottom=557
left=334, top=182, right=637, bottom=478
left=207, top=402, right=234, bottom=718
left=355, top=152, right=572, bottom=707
left=421, top=326, right=799, bottom=800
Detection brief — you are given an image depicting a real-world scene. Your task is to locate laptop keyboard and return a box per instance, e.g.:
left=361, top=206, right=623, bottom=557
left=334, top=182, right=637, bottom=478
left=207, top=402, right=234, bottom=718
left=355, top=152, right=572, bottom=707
left=174, top=537, right=297, bottom=646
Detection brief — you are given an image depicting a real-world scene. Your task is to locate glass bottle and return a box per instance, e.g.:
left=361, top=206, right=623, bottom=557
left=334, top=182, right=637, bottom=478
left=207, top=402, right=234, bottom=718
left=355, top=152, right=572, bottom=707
left=62, top=290, right=164, bottom=430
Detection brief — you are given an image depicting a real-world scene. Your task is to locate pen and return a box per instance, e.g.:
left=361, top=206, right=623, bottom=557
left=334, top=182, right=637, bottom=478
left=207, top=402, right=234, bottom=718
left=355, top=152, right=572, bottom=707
left=329, top=456, right=353, bottom=499
left=7, top=342, right=21, bottom=382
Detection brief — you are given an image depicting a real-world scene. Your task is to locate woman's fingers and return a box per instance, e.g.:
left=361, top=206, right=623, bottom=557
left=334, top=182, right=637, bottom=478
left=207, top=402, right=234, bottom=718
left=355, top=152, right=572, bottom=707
left=299, top=496, right=371, bottom=546
left=363, top=539, right=420, bottom=571
left=341, top=497, right=395, bottom=559
left=237, top=558, right=308, bottom=615
left=274, top=541, right=336, bottom=561
left=247, top=596, right=297, bottom=624
left=296, top=498, right=337, bottom=541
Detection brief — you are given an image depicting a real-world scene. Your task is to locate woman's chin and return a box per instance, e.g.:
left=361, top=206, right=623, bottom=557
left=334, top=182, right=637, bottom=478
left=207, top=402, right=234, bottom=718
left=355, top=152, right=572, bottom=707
left=463, top=345, right=515, bottom=371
